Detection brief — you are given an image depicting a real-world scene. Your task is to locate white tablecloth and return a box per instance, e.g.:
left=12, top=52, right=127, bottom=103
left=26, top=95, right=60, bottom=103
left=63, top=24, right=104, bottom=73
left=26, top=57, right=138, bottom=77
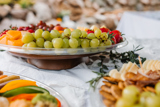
left=117, top=11, right=160, bottom=39
left=0, top=37, right=159, bottom=107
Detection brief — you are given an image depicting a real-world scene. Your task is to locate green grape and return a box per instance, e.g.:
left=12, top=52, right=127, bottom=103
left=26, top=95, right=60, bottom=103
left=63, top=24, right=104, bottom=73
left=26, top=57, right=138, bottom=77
left=99, top=42, right=106, bottom=47
left=46, top=36, right=52, bottom=41
left=32, top=33, right=35, bottom=39
left=131, top=104, right=144, bottom=107
left=90, top=39, right=99, bottom=48
left=116, top=98, right=134, bottom=107
left=44, top=41, right=53, bottom=48
left=69, top=38, right=78, bottom=48
left=64, top=29, right=71, bottom=36
left=100, top=32, right=108, bottom=40
left=81, top=39, right=89, bottom=48
left=62, top=38, right=69, bottom=48
left=140, top=91, right=155, bottom=105
left=35, top=29, right=43, bottom=39
left=22, top=32, right=34, bottom=43
left=22, top=43, right=28, bottom=48
left=155, top=82, right=160, bottom=95
left=61, top=33, right=65, bottom=38
left=80, top=31, right=87, bottom=38
left=36, top=38, right=44, bottom=48
left=77, top=38, right=81, bottom=47
left=104, top=39, right=112, bottom=46
left=75, top=29, right=82, bottom=36
left=27, top=42, right=37, bottom=48
left=94, top=29, right=101, bottom=38
left=145, top=96, right=160, bottom=107
left=42, top=31, right=50, bottom=40
left=52, top=38, right=63, bottom=48
left=87, top=33, right=96, bottom=39
left=71, top=30, right=81, bottom=39
left=122, top=86, right=140, bottom=103
left=50, top=30, right=61, bottom=39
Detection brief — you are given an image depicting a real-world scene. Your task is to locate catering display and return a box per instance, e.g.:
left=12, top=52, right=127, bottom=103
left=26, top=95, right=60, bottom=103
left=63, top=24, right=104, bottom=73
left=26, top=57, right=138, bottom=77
left=0, top=71, right=68, bottom=107
left=0, top=21, right=123, bottom=48
left=0, top=21, right=127, bottom=70
left=100, top=59, right=160, bottom=107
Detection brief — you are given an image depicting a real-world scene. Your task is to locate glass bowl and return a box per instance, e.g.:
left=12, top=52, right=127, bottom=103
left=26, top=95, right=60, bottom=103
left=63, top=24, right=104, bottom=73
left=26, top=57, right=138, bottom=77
left=0, top=38, right=128, bottom=55
left=3, top=71, right=69, bottom=107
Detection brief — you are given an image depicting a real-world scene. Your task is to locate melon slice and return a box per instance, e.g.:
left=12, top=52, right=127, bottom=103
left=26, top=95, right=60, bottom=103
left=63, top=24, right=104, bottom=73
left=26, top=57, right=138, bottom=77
left=8, top=39, right=24, bottom=46
left=0, top=35, right=8, bottom=45
left=6, top=30, right=21, bottom=40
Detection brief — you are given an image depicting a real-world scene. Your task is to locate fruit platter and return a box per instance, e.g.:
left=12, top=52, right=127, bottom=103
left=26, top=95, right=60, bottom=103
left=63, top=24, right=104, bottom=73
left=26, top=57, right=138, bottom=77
left=91, top=58, right=160, bottom=107
left=0, top=71, right=69, bottom=107
left=0, top=21, right=127, bottom=70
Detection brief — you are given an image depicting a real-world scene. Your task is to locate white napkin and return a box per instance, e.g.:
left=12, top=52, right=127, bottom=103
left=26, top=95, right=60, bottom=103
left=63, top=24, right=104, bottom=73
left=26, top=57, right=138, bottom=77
left=117, top=11, right=160, bottom=39
left=0, top=51, right=98, bottom=107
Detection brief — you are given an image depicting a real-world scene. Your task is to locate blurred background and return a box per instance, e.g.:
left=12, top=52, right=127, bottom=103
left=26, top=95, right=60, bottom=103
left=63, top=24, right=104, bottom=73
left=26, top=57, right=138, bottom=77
left=0, top=0, right=160, bottom=36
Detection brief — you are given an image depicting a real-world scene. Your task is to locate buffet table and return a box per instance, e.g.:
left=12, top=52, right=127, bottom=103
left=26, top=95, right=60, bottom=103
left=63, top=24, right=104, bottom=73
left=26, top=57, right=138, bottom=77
left=0, top=37, right=159, bottom=107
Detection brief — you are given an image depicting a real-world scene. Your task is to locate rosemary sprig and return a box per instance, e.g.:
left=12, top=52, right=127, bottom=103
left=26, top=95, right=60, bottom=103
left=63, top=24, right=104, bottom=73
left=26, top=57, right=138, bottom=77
left=87, top=71, right=109, bottom=90
left=87, top=45, right=146, bottom=89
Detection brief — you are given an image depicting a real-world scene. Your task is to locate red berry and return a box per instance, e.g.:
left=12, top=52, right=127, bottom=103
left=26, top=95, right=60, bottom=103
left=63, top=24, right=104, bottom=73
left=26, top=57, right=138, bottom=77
left=39, top=20, right=43, bottom=25
left=43, top=27, right=47, bottom=30
left=24, top=26, right=30, bottom=31
left=56, top=24, right=61, bottom=26
left=0, top=30, right=8, bottom=37
left=100, top=28, right=110, bottom=33
left=27, top=29, right=35, bottom=33
left=86, top=30, right=94, bottom=34
left=109, top=30, right=121, bottom=43
left=39, top=25, right=43, bottom=29
left=111, top=37, right=117, bottom=45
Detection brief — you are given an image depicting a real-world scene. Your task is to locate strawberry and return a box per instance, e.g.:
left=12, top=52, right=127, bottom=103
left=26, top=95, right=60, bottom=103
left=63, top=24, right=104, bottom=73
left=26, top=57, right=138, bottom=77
left=17, top=26, right=24, bottom=31
left=0, top=30, right=8, bottom=37
left=23, top=26, right=30, bottom=31
left=100, top=28, right=110, bottom=33
left=109, top=30, right=122, bottom=43
left=27, top=29, right=35, bottom=33
left=86, top=29, right=94, bottom=34
left=111, top=37, right=116, bottom=45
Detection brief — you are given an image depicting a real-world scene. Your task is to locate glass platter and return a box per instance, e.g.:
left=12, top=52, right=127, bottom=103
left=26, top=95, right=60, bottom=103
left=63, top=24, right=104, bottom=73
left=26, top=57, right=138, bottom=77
left=3, top=71, right=69, bottom=107
left=0, top=37, right=128, bottom=55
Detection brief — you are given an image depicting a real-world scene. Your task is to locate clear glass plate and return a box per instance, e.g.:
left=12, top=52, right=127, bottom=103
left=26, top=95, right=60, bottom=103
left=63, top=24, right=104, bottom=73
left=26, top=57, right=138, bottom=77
left=0, top=38, right=128, bottom=55
left=3, top=71, right=69, bottom=107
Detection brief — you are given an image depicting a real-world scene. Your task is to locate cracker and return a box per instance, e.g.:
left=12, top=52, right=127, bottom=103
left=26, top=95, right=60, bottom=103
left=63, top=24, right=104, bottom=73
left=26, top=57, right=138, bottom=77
left=101, top=85, right=111, bottom=93
left=103, top=76, right=122, bottom=83
left=146, top=86, right=155, bottom=93
left=103, top=99, right=115, bottom=107
left=103, top=81, right=112, bottom=87
left=100, top=90, right=116, bottom=101
left=118, top=81, right=125, bottom=90
left=111, top=85, right=122, bottom=99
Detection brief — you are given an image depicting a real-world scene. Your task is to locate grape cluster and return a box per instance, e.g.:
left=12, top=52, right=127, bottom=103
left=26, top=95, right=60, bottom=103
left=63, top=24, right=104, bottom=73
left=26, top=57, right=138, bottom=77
left=10, top=21, right=62, bottom=33
left=116, top=84, right=160, bottom=107
left=22, top=28, right=113, bottom=49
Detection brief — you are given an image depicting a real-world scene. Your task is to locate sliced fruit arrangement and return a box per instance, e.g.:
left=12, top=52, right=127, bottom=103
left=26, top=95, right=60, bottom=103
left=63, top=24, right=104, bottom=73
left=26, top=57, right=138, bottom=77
left=0, top=21, right=124, bottom=49
left=0, top=71, right=61, bottom=107
left=100, top=59, right=160, bottom=107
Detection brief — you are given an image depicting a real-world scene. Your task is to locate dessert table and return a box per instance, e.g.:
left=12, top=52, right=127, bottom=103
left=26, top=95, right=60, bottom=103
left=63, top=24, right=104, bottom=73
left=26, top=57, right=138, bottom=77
left=0, top=37, right=159, bottom=107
